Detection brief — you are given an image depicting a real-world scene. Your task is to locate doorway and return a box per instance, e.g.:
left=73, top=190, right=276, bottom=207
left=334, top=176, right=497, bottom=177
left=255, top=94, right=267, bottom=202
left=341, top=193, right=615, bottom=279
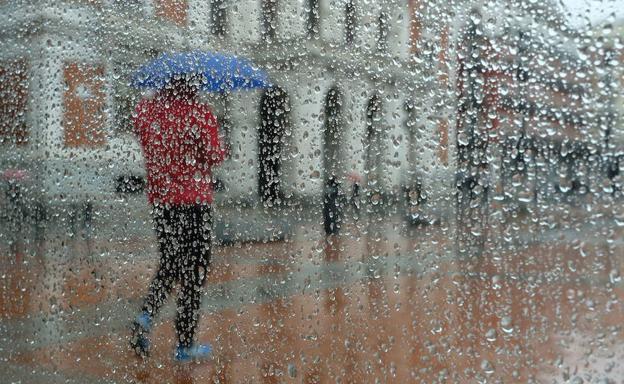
left=258, top=86, right=289, bottom=205
left=364, top=94, right=384, bottom=197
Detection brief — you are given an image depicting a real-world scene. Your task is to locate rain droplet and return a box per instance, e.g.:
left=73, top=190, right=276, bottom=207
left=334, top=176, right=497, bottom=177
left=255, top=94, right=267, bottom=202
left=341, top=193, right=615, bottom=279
left=500, top=316, right=513, bottom=334
left=287, top=363, right=297, bottom=378
left=609, top=269, right=621, bottom=283
left=481, top=359, right=494, bottom=374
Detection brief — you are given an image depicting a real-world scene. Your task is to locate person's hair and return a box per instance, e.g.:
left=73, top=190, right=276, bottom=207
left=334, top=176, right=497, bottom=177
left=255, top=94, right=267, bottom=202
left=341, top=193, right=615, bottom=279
left=161, top=74, right=205, bottom=100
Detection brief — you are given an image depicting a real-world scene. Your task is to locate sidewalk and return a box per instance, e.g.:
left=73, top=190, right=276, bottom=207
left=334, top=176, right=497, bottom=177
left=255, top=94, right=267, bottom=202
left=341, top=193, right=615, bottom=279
left=1, top=196, right=623, bottom=382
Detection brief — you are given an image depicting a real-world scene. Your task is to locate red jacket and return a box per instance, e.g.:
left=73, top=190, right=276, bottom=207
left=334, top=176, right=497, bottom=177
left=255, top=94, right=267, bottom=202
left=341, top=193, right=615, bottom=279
left=133, top=96, right=226, bottom=205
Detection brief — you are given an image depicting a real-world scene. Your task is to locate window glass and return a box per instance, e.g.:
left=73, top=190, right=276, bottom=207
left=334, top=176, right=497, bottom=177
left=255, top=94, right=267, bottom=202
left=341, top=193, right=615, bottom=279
left=1, top=1, right=623, bottom=383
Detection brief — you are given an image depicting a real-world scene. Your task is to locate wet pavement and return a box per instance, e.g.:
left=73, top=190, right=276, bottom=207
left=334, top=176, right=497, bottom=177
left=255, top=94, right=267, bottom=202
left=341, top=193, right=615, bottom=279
left=1, top=200, right=623, bottom=383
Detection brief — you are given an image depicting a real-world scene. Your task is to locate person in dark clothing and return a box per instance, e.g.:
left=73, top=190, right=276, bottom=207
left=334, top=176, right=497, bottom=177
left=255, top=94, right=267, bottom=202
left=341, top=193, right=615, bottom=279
left=130, top=75, right=227, bottom=362
left=347, top=172, right=362, bottom=219
left=351, top=182, right=360, bottom=215
left=607, top=155, right=621, bottom=195
left=323, top=176, right=345, bottom=235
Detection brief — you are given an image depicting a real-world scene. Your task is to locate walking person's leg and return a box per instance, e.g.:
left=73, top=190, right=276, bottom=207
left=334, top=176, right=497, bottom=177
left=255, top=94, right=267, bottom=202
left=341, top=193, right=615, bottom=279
left=131, top=204, right=180, bottom=357
left=174, top=204, right=213, bottom=361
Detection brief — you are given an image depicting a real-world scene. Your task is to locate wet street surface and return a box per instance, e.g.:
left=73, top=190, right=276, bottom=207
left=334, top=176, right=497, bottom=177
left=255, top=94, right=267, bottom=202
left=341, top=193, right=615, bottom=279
left=1, top=201, right=623, bottom=383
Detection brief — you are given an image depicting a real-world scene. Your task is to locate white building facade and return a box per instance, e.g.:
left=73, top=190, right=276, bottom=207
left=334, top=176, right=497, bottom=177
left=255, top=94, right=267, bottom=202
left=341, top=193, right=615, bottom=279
left=0, top=0, right=426, bottom=214
left=0, top=0, right=590, bottom=229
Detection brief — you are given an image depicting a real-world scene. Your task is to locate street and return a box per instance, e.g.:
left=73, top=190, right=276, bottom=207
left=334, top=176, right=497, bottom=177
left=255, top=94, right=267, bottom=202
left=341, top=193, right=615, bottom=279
left=1, top=198, right=623, bottom=383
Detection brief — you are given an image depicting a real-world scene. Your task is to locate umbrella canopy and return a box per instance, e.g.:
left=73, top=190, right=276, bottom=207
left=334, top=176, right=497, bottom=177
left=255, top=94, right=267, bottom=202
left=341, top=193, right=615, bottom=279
left=131, top=51, right=271, bottom=93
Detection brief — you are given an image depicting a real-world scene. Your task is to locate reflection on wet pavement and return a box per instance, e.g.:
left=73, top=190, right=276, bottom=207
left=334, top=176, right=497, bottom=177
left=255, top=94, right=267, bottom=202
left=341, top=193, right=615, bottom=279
left=1, top=207, right=623, bottom=383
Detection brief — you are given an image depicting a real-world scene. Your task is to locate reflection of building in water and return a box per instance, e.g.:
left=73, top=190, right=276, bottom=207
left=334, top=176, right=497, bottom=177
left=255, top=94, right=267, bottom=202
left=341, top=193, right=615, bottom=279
left=0, top=0, right=596, bottom=223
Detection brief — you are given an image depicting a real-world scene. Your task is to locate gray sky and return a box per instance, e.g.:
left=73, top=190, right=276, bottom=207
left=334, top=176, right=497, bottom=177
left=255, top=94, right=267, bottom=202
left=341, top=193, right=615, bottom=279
left=561, top=0, right=624, bottom=28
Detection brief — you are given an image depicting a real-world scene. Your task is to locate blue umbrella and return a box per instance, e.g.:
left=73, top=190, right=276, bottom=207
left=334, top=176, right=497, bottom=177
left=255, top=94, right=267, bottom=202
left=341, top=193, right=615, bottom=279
left=131, top=51, right=271, bottom=92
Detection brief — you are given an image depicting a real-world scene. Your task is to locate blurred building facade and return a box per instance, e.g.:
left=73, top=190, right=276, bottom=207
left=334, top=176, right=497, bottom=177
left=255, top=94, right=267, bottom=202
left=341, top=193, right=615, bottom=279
left=0, top=0, right=415, bottom=213
left=0, top=0, right=598, bottom=230
left=584, top=19, right=624, bottom=184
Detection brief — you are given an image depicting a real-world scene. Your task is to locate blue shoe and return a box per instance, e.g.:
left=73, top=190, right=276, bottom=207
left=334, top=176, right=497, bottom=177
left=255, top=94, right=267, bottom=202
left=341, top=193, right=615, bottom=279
left=174, top=344, right=213, bottom=362
left=130, top=313, right=152, bottom=357
left=136, top=312, right=152, bottom=331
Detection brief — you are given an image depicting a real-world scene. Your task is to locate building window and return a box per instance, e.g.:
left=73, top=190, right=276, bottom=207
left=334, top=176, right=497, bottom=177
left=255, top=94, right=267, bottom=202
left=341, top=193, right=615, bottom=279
left=345, top=0, right=356, bottom=45
left=262, top=0, right=278, bottom=42
left=0, top=59, right=29, bottom=146
left=323, top=88, right=343, bottom=181
left=154, top=0, right=187, bottom=26
left=409, top=0, right=422, bottom=54
left=365, top=95, right=383, bottom=193
left=307, top=0, right=320, bottom=38
left=63, top=62, right=107, bottom=148
left=377, top=11, right=388, bottom=52
left=210, top=0, right=227, bottom=37
left=259, top=87, right=289, bottom=204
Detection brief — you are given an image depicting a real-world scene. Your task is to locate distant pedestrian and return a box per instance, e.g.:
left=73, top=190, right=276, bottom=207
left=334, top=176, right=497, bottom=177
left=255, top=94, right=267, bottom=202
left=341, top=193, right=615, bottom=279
left=347, top=171, right=362, bottom=218
left=456, top=168, right=474, bottom=203
left=323, top=176, right=345, bottom=235
left=130, top=75, right=227, bottom=362
left=2, top=168, right=29, bottom=259
left=607, top=155, right=621, bottom=195
left=478, top=163, right=490, bottom=205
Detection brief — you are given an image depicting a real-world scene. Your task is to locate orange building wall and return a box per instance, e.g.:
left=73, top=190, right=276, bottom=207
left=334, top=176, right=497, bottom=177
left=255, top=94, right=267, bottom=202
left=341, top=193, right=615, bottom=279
left=63, top=62, right=107, bottom=148
left=0, top=59, right=29, bottom=146
left=154, top=0, right=188, bottom=26
left=409, top=0, right=423, bottom=54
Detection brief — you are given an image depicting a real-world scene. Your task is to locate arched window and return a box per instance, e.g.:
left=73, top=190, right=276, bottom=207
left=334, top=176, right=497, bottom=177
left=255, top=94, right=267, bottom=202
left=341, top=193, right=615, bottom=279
left=259, top=86, right=289, bottom=204
left=0, top=59, right=28, bottom=145
left=323, top=88, right=343, bottom=181
left=365, top=95, right=383, bottom=194
left=409, top=0, right=423, bottom=54
left=377, top=11, right=388, bottom=52
left=262, top=0, right=278, bottom=42
left=210, top=0, right=227, bottom=37
left=456, top=12, right=489, bottom=172
left=345, top=0, right=356, bottom=45
left=307, top=0, right=320, bottom=38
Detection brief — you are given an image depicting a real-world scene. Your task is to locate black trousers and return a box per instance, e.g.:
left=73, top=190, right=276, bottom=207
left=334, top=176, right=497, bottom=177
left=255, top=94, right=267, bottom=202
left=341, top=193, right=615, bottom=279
left=141, top=204, right=212, bottom=348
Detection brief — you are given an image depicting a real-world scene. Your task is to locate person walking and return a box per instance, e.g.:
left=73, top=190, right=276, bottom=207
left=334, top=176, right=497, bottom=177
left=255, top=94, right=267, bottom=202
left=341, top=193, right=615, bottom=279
left=323, top=176, right=345, bottom=236
left=129, top=75, right=227, bottom=362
